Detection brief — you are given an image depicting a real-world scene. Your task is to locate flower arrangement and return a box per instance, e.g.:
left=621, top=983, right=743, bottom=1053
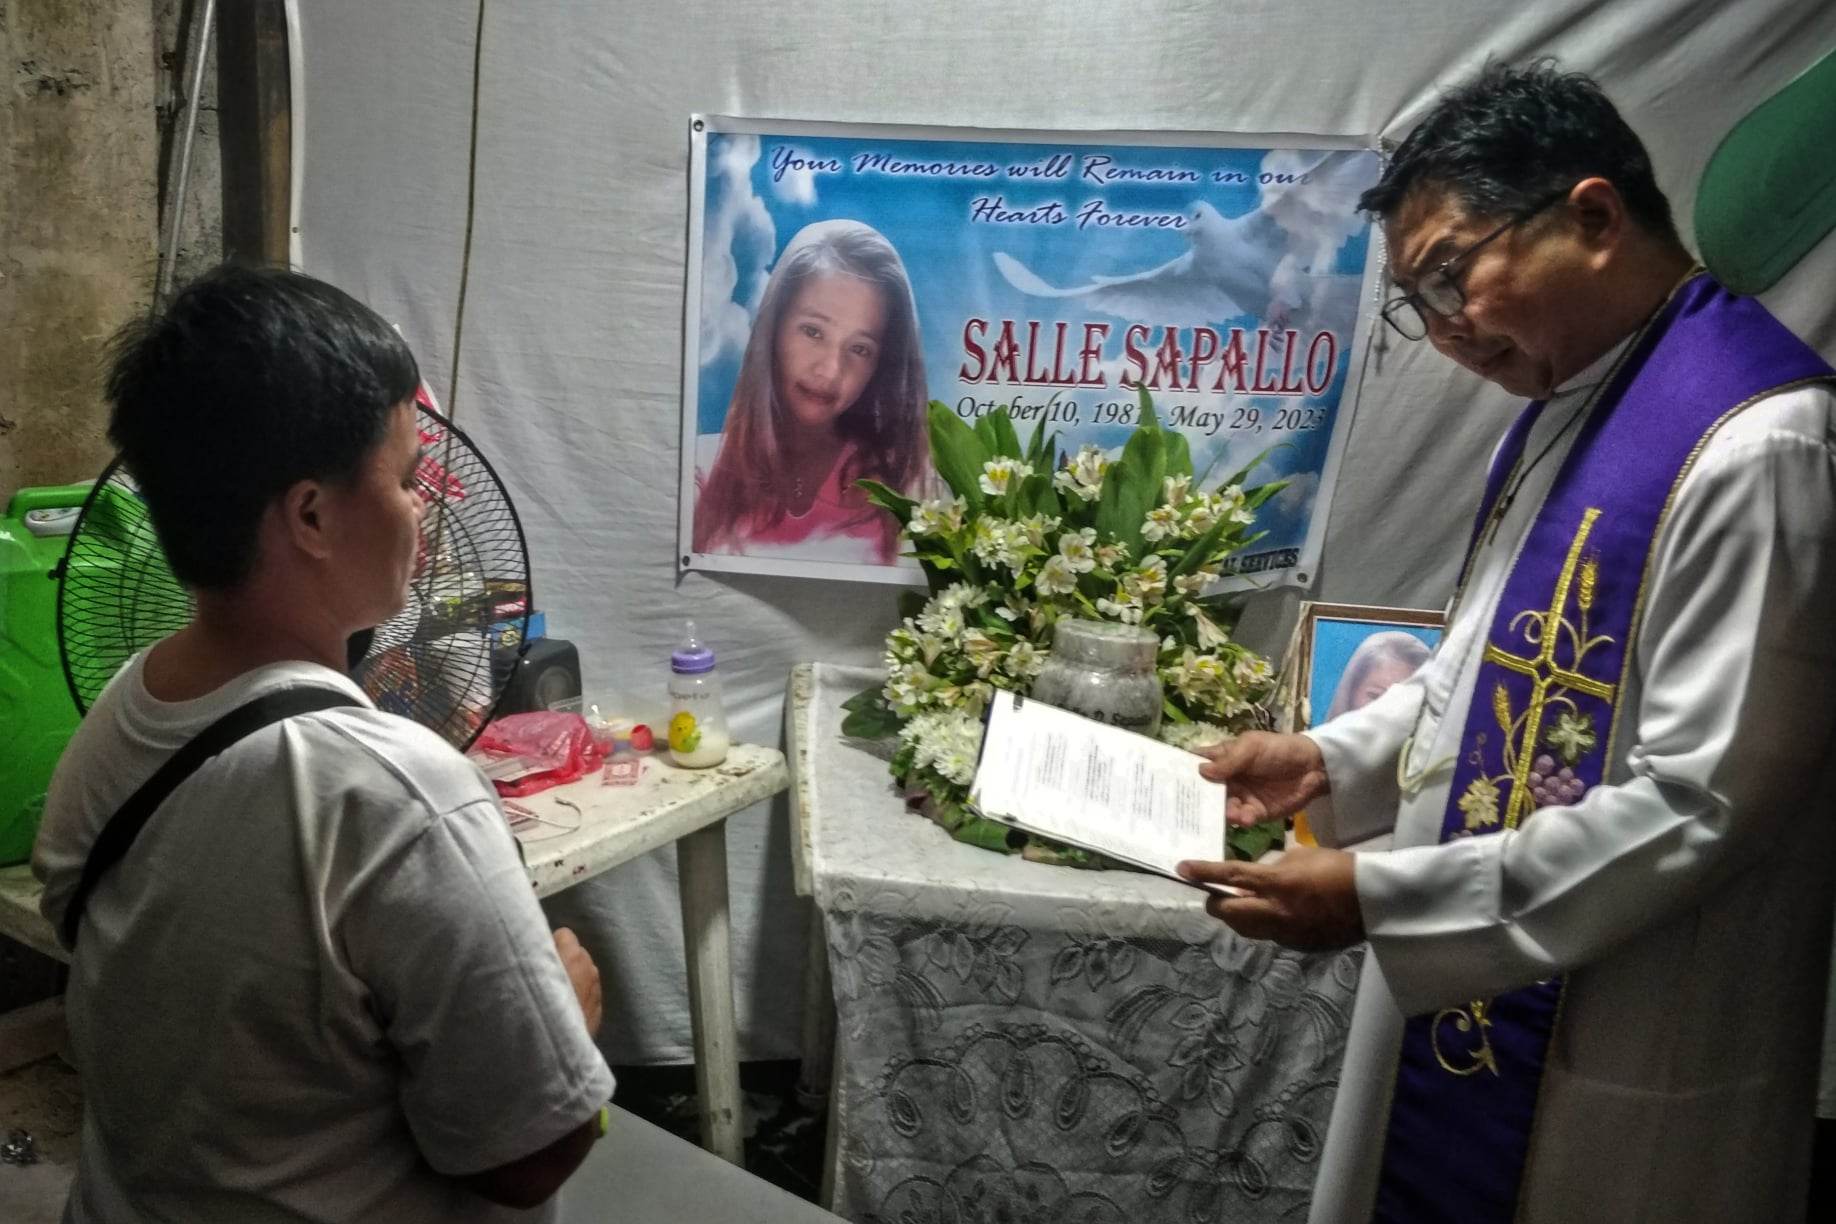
left=843, top=389, right=1286, bottom=863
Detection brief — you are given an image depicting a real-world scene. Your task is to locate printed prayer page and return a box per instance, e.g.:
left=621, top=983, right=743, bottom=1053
left=969, top=689, right=1230, bottom=880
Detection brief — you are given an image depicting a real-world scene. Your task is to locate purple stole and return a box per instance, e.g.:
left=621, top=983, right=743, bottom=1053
left=1372, top=275, right=1835, bottom=1224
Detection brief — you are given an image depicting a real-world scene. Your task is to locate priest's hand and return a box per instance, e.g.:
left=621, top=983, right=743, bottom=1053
left=1177, top=847, right=1364, bottom=950
left=1194, top=731, right=1329, bottom=827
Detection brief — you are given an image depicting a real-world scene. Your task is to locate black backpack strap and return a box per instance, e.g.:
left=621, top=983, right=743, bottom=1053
left=62, top=685, right=358, bottom=948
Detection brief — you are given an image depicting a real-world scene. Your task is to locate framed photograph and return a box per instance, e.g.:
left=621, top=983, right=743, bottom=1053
left=1281, top=602, right=1445, bottom=730
left=679, top=115, right=1382, bottom=585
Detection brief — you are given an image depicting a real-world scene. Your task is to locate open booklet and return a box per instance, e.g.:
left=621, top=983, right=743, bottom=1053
left=968, top=689, right=1247, bottom=896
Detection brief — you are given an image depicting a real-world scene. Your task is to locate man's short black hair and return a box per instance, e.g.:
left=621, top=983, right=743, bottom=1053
left=1359, top=59, right=1679, bottom=242
left=106, top=265, right=420, bottom=590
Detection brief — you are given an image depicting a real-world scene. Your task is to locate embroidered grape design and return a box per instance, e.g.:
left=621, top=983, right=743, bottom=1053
left=1524, top=754, right=1586, bottom=808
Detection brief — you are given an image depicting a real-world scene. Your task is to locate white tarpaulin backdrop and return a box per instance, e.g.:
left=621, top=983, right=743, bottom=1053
left=296, top=0, right=1836, bottom=1064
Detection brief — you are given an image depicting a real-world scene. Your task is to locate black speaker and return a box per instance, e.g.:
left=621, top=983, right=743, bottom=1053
left=494, top=636, right=582, bottom=716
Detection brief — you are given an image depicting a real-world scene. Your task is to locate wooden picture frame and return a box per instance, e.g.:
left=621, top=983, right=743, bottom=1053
left=1271, top=601, right=1446, bottom=733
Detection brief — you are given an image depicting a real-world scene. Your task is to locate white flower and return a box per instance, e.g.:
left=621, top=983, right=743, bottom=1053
left=1189, top=603, right=1231, bottom=649
left=1058, top=527, right=1098, bottom=573
left=1233, top=655, right=1272, bottom=689
left=933, top=748, right=978, bottom=786
left=1096, top=595, right=1144, bottom=625
left=970, top=517, right=1024, bottom=570
left=1035, top=554, right=1078, bottom=596
left=1124, top=556, right=1168, bottom=603
left=1070, top=445, right=1109, bottom=485
left=916, top=599, right=965, bottom=638
left=1162, top=474, right=1192, bottom=505
left=1054, top=445, right=1109, bottom=501
left=1141, top=505, right=1181, bottom=543
left=908, top=496, right=967, bottom=537
left=993, top=603, right=1021, bottom=622
left=1159, top=721, right=1231, bottom=752
left=1018, top=514, right=1059, bottom=550
left=901, top=710, right=986, bottom=786
left=1222, top=485, right=1256, bottom=527
left=1095, top=543, right=1127, bottom=569
left=961, top=628, right=1002, bottom=677
left=1004, top=640, right=1045, bottom=679
left=939, top=581, right=988, bottom=610
left=1163, top=647, right=1231, bottom=704
left=978, top=458, right=1034, bottom=497
left=1173, top=572, right=1208, bottom=596
left=883, top=661, right=934, bottom=712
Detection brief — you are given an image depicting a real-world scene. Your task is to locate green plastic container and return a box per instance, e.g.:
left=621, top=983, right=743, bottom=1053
left=0, top=485, right=89, bottom=866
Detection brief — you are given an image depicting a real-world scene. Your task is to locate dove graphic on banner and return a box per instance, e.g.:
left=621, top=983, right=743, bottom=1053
left=993, top=149, right=1374, bottom=331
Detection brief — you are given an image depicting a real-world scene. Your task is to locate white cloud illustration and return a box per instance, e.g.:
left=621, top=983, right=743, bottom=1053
left=699, top=135, right=777, bottom=367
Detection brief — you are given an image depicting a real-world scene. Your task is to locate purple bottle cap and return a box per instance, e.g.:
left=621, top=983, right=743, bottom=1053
left=672, top=621, right=716, bottom=674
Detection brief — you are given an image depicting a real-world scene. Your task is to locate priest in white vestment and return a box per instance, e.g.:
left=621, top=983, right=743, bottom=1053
left=1182, top=62, right=1836, bottom=1224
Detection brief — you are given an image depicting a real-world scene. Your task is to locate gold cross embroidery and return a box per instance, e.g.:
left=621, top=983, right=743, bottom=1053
left=1481, top=507, right=1617, bottom=828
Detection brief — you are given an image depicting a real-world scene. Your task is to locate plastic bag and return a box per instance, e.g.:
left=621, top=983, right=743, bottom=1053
left=470, top=711, right=605, bottom=797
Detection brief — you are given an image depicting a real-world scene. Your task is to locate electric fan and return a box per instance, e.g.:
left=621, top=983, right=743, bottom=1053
left=54, top=397, right=532, bottom=751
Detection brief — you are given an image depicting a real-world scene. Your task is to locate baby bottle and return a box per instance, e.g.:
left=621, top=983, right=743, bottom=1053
left=667, top=620, right=730, bottom=768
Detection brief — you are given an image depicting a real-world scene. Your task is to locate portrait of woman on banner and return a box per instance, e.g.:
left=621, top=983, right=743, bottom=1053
left=693, top=219, right=931, bottom=566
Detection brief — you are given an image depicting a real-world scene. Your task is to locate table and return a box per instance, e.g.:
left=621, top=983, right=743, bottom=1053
left=0, top=744, right=788, bottom=1167
left=787, top=663, right=1362, bottom=1222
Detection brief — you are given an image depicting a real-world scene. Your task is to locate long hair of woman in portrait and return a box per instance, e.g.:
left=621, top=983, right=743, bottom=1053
left=693, top=219, right=930, bottom=560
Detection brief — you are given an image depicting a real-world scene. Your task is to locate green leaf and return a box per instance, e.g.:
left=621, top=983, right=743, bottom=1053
left=1135, top=383, right=1161, bottom=432
left=953, top=815, right=1026, bottom=853
left=1227, top=819, right=1285, bottom=861
left=841, top=685, right=881, bottom=714
left=1019, top=472, right=1057, bottom=518
left=987, top=408, right=1023, bottom=459
left=1127, top=411, right=1169, bottom=499
left=856, top=478, right=917, bottom=523
left=1169, top=521, right=1227, bottom=578
left=1097, top=419, right=1164, bottom=550
left=1209, top=444, right=1278, bottom=493
left=1242, top=479, right=1289, bottom=512
left=897, top=590, right=928, bottom=621
left=1023, top=416, right=1046, bottom=464
left=973, top=413, right=1003, bottom=458
left=928, top=401, right=989, bottom=508
left=841, top=697, right=905, bottom=740
left=1164, top=428, right=1193, bottom=479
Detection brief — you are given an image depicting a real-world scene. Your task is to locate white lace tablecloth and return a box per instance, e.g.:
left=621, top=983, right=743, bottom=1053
left=794, top=663, right=1363, bottom=1223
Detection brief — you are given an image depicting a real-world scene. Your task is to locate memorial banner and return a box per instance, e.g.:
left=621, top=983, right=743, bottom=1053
left=680, top=117, right=1380, bottom=585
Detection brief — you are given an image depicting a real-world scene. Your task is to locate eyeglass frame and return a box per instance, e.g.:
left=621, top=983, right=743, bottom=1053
left=1378, top=187, right=1573, bottom=341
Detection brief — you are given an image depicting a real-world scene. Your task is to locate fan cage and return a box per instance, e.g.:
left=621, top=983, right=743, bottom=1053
left=56, top=404, right=532, bottom=752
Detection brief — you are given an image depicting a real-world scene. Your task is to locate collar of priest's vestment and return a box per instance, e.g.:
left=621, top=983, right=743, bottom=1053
left=1548, top=331, right=1637, bottom=398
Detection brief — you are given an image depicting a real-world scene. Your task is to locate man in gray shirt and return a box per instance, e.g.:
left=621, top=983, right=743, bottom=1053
left=36, top=266, right=615, bottom=1222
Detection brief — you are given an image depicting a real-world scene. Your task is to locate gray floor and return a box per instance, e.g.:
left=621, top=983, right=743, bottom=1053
left=0, top=1057, right=78, bottom=1224
left=0, top=1056, right=836, bottom=1223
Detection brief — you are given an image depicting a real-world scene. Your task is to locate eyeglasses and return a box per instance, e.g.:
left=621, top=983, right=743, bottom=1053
left=1379, top=189, right=1570, bottom=340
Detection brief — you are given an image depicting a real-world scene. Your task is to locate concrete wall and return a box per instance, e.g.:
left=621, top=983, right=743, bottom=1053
left=0, top=0, right=221, bottom=1009
left=0, top=0, right=220, bottom=505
